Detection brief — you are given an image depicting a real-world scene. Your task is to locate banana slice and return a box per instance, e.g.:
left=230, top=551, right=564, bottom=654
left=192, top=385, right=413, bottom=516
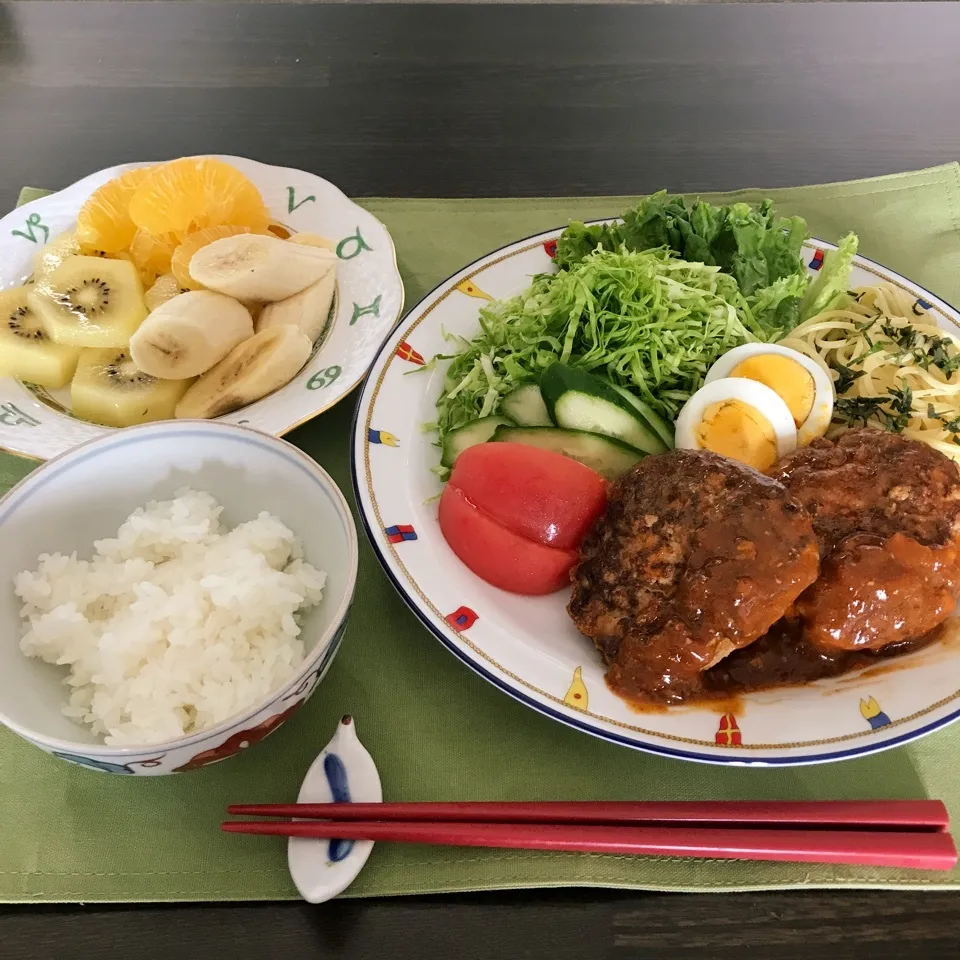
left=241, top=300, right=264, bottom=324
left=289, top=233, right=336, bottom=251
left=188, top=234, right=336, bottom=302
left=175, top=325, right=312, bottom=419
left=256, top=270, right=336, bottom=343
left=129, top=291, right=253, bottom=380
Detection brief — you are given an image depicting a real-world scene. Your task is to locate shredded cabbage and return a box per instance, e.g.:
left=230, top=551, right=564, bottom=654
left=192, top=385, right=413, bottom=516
left=433, top=246, right=772, bottom=443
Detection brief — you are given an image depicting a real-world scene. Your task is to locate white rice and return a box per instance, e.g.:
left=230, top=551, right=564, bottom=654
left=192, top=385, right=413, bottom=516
left=14, top=488, right=326, bottom=747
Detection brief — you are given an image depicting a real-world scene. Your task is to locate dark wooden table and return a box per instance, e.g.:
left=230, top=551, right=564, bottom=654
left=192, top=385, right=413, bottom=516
left=3, top=3, right=960, bottom=957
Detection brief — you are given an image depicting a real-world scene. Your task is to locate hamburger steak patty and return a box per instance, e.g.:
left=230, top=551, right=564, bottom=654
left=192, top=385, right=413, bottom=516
left=569, top=450, right=820, bottom=704
left=770, top=429, right=960, bottom=651
left=769, top=429, right=960, bottom=556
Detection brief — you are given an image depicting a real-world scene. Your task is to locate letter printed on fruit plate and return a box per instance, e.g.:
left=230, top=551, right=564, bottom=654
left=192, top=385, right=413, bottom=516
left=350, top=296, right=382, bottom=325
left=336, top=228, right=372, bottom=260
left=0, top=403, right=40, bottom=427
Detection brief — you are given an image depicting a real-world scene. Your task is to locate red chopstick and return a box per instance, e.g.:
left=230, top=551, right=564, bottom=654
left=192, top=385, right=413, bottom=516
left=226, top=800, right=950, bottom=831
left=221, top=818, right=957, bottom=871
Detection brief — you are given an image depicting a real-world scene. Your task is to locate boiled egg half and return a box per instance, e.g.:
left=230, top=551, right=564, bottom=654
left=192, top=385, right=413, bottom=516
left=675, top=378, right=798, bottom=471
left=704, top=343, right=834, bottom=446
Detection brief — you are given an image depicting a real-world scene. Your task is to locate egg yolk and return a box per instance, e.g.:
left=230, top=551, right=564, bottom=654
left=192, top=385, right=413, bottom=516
left=696, top=400, right=779, bottom=471
left=730, top=355, right=815, bottom=428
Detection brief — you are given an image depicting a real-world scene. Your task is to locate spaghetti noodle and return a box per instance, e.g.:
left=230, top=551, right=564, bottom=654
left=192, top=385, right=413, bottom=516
left=782, top=284, right=960, bottom=462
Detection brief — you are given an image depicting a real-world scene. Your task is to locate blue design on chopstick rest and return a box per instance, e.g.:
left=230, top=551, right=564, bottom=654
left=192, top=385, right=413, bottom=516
left=324, top=752, right=354, bottom=862
left=368, top=429, right=398, bottom=446
left=913, top=298, right=933, bottom=315
left=808, top=249, right=825, bottom=271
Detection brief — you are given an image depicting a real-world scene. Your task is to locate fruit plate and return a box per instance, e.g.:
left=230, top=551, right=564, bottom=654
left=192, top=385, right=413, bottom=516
left=352, top=224, right=960, bottom=766
left=0, top=156, right=404, bottom=461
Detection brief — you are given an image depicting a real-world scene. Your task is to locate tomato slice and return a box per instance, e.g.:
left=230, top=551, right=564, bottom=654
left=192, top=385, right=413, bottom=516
left=447, top=443, right=606, bottom=550
left=438, top=484, right=577, bottom=595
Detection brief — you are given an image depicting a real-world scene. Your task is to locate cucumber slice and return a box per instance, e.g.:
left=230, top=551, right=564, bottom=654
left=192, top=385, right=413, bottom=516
left=441, top=416, right=513, bottom=468
left=500, top=383, right=553, bottom=426
left=541, top=363, right=668, bottom=455
left=492, top=426, right=644, bottom=481
left=609, top=383, right=675, bottom=449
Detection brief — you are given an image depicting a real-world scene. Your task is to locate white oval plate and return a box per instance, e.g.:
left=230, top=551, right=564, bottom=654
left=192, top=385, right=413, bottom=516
left=0, top=155, right=404, bottom=461
left=353, top=225, right=960, bottom=766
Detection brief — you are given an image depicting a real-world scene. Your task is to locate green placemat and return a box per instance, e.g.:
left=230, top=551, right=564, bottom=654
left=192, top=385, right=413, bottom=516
left=4, top=165, right=960, bottom=902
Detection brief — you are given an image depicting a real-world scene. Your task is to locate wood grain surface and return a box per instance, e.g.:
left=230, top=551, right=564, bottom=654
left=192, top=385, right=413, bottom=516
left=2, top=2, right=960, bottom=210
left=4, top=889, right=960, bottom=959
left=3, top=3, right=960, bottom=958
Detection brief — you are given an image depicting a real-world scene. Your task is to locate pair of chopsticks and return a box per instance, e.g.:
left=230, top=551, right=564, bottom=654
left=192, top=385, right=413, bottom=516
left=223, top=800, right=957, bottom=871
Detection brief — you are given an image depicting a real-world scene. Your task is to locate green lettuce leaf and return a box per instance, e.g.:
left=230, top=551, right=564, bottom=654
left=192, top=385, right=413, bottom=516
left=744, top=272, right=810, bottom=336
left=554, top=192, right=810, bottom=335
left=553, top=221, right=624, bottom=268
left=798, top=232, right=859, bottom=320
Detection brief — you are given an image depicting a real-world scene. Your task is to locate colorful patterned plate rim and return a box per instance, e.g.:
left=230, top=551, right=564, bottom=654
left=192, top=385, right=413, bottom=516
left=352, top=221, right=960, bottom=767
left=0, top=155, right=404, bottom=461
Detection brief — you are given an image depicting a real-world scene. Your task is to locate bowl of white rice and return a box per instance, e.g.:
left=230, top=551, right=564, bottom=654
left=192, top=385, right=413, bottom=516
left=0, top=420, right=358, bottom=775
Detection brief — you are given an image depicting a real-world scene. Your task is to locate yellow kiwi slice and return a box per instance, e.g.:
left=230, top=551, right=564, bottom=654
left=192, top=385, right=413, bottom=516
left=28, top=256, right=148, bottom=348
left=33, top=231, right=83, bottom=285
left=71, top=348, right=191, bottom=427
left=0, top=286, right=81, bottom=388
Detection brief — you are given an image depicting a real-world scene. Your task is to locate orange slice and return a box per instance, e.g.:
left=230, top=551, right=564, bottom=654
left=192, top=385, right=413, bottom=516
left=171, top=225, right=260, bottom=290
left=75, top=166, right=155, bottom=253
left=128, top=158, right=270, bottom=239
left=128, top=230, right=178, bottom=283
